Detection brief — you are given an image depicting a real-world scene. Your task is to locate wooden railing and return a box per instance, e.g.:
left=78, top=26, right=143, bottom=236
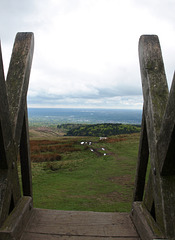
left=0, top=33, right=34, bottom=238
left=132, top=35, right=175, bottom=240
left=0, top=33, right=174, bottom=240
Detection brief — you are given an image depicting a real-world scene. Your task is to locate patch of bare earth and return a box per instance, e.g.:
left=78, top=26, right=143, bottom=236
left=90, top=148, right=104, bottom=156
left=106, top=175, right=134, bottom=202
left=29, top=127, right=63, bottom=138
left=108, top=175, right=132, bottom=185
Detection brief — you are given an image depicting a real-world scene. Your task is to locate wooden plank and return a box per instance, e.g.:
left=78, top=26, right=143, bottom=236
left=0, top=196, right=32, bottom=240
left=157, top=72, right=175, bottom=175
left=0, top=39, right=14, bottom=169
left=0, top=32, right=34, bottom=227
left=139, top=35, right=168, bottom=141
left=21, top=233, right=139, bottom=240
left=20, top=105, right=32, bottom=197
left=160, top=175, right=175, bottom=237
left=138, top=35, right=169, bottom=234
left=133, top=109, right=149, bottom=201
left=0, top=170, right=10, bottom=227
left=131, top=202, right=165, bottom=240
left=143, top=171, right=153, bottom=213
left=20, top=209, right=139, bottom=239
left=0, top=42, right=8, bottom=169
left=6, top=32, right=34, bottom=145
left=0, top=39, right=21, bottom=227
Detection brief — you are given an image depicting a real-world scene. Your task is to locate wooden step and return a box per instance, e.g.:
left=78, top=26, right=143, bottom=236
left=20, top=208, right=139, bottom=240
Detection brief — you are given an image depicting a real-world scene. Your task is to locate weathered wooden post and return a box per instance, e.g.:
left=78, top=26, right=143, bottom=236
left=132, top=35, right=175, bottom=239
left=0, top=33, right=34, bottom=240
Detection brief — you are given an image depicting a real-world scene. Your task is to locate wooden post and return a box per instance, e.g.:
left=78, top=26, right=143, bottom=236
left=6, top=33, right=34, bottom=198
left=132, top=35, right=175, bottom=239
left=0, top=33, right=34, bottom=235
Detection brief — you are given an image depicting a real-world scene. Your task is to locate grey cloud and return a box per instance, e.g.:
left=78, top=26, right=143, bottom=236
left=0, top=0, right=38, bottom=42
left=27, top=93, right=143, bottom=109
left=28, top=78, right=142, bottom=106
left=2, top=0, right=174, bottom=109
left=98, top=85, right=142, bottom=98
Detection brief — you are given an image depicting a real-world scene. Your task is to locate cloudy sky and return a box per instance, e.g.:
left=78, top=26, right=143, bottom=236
left=1, top=0, right=175, bottom=109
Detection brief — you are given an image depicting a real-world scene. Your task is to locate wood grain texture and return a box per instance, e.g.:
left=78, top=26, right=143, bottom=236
left=137, top=35, right=168, bottom=234
left=0, top=197, right=32, bottom=240
left=133, top=109, right=149, bottom=202
left=20, top=208, right=139, bottom=240
left=6, top=32, right=34, bottom=144
left=0, top=32, right=34, bottom=231
left=6, top=33, right=34, bottom=198
left=0, top=39, right=21, bottom=227
left=131, top=202, right=164, bottom=240
left=133, top=34, right=175, bottom=239
left=19, top=106, right=32, bottom=197
left=157, top=72, right=175, bottom=175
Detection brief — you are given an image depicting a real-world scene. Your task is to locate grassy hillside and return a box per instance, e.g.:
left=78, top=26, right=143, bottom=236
left=29, top=123, right=141, bottom=138
left=24, top=130, right=140, bottom=212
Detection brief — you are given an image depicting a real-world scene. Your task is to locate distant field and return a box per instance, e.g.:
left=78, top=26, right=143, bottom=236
left=24, top=128, right=140, bottom=212
left=29, top=123, right=141, bottom=138
left=29, top=126, right=65, bottom=138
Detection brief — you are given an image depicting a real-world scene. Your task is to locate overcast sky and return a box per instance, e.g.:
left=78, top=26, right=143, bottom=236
left=1, top=0, right=175, bottom=109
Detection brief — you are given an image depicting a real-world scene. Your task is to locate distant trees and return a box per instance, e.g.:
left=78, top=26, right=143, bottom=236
left=57, top=123, right=141, bottom=137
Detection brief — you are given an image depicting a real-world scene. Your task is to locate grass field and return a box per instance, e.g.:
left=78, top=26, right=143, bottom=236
left=25, top=129, right=140, bottom=212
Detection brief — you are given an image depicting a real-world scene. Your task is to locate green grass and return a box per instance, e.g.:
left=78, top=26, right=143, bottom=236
left=25, top=133, right=140, bottom=212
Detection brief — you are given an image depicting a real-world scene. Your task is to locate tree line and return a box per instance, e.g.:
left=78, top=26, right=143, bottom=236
left=57, top=123, right=141, bottom=137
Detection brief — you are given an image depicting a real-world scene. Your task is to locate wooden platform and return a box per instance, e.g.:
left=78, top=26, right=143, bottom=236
left=20, top=208, right=139, bottom=240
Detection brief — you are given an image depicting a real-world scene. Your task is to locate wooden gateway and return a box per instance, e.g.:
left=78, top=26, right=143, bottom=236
left=132, top=35, right=175, bottom=240
left=0, top=33, right=174, bottom=239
